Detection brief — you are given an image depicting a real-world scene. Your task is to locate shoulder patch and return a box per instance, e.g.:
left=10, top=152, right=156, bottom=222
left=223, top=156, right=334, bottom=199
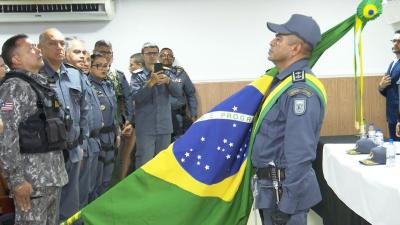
left=288, top=87, right=313, bottom=97
left=293, top=98, right=306, bottom=115
left=292, top=70, right=305, bottom=82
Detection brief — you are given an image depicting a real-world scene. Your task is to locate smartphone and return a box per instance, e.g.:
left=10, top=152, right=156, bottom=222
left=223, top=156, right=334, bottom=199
left=153, top=63, right=164, bottom=73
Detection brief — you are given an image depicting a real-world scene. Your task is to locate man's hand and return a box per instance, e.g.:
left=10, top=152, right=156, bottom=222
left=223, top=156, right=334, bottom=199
left=156, top=73, right=170, bottom=85
left=147, top=72, right=159, bottom=88
left=270, top=208, right=291, bottom=225
left=379, top=75, right=391, bottom=90
left=121, top=122, right=134, bottom=137
left=396, top=122, right=400, bottom=137
left=13, top=181, right=33, bottom=212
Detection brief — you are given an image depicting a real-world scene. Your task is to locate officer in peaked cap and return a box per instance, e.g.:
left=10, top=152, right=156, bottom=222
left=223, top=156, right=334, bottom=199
left=251, top=14, right=324, bottom=225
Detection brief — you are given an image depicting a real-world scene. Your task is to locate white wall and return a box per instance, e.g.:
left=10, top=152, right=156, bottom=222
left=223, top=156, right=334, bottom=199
left=0, top=0, right=395, bottom=81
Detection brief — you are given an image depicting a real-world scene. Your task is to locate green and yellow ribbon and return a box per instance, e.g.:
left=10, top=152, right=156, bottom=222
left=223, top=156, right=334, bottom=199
left=353, top=0, right=382, bottom=133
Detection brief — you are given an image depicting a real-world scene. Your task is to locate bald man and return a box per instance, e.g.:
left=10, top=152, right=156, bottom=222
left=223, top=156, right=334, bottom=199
left=38, top=28, right=89, bottom=223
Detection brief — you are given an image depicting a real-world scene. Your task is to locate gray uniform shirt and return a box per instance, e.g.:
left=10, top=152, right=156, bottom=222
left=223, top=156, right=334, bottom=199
left=251, top=59, right=325, bottom=214
left=166, top=66, right=198, bottom=117
left=130, top=68, right=182, bottom=135
left=0, top=73, right=68, bottom=192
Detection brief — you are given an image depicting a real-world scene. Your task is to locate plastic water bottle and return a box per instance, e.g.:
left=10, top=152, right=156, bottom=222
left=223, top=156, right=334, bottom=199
left=386, top=139, right=396, bottom=168
left=368, top=123, right=375, bottom=141
left=375, top=129, right=384, bottom=146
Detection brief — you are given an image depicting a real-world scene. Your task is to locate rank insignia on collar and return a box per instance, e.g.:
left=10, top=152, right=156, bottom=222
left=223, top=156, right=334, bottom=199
left=1, top=101, right=13, bottom=112
left=292, top=70, right=305, bottom=82
left=294, top=98, right=306, bottom=115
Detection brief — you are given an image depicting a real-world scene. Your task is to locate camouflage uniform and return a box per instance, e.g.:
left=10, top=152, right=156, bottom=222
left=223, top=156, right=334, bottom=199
left=0, top=71, right=68, bottom=225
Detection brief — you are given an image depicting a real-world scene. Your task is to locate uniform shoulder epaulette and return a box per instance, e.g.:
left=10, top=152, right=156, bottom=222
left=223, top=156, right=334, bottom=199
left=175, top=65, right=185, bottom=73
left=132, top=68, right=143, bottom=74
left=163, top=66, right=172, bottom=71
left=292, top=70, right=305, bottom=82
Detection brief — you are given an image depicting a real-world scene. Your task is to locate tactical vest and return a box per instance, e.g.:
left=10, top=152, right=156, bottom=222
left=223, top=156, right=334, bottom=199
left=1, top=71, right=67, bottom=153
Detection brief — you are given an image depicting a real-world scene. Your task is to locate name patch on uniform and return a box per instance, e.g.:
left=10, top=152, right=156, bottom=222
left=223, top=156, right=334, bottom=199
left=292, top=70, right=305, bottom=82
left=294, top=98, right=306, bottom=115
left=288, top=88, right=313, bottom=97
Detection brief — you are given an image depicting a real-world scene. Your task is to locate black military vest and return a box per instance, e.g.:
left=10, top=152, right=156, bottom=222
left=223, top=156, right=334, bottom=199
left=1, top=71, right=67, bottom=153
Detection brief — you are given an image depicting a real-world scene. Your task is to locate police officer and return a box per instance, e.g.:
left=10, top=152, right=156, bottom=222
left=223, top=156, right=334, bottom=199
left=38, top=28, right=89, bottom=223
left=93, top=40, right=134, bottom=183
left=159, top=48, right=198, bottom=141
left=0, top=34, right=68, bottom=225
left=64, top=37, right=103, bottom=208
left=251, top=14, right=324, bottom=225
left=380, top=31, right=400, bottom=140
left=88, top=53, right=119, bottom=196
left=131, top=42, right=182, bottom=169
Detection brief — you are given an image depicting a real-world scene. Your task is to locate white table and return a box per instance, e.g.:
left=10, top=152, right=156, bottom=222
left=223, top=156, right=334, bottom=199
left=322, top=144, right=400, bottom=225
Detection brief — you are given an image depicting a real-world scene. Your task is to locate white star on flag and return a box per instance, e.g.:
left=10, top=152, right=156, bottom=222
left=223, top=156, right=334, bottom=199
left=185, top=152, right=190, bottom=157
left=181, top=158, right=185, bottom=162
left=197, top=155, right=202, bottom=160
left=233, top=123, right=237, bottom=127
left=197, top=161, right=201, bottom=165
left=205, top=165, right=210, bottom=170
left=232, top=106, right=238, bottom=111
left=226, top=154, right=231, bottom=159
left=223, top=139, right=227, bottom=143
left=229, top=142, right=234, bottom=147
left=217, top=146, right=221, bottom=150
left=201, top=137, right=205, bottom=142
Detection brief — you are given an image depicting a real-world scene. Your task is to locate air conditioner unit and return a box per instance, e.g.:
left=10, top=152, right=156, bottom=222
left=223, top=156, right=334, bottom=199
left=0, top=0, right=116, bottom=22
left=383, top=0, right=400, bottom=30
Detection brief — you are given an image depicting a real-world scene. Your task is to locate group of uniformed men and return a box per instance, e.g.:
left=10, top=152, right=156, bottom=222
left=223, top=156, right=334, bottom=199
left=0, top=28, right=198, bottom=225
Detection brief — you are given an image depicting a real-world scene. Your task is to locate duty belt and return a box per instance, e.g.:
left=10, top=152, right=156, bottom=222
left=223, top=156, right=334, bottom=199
left=101, top=143, right=115, bottom=151
left=66, top=139, right=79, bottom=150
left=100, top=126, right=114, bottom=134
left=256, top=167, right=286, bottom=180
left=89, top=129, right=100, bottom=138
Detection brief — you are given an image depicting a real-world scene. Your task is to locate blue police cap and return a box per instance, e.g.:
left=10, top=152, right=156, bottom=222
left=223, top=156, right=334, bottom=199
left=359, top=146, right=386, bottom=166
left=347, top=138, right=377, bottom=155
left=267, top=14, right=321, bottom=49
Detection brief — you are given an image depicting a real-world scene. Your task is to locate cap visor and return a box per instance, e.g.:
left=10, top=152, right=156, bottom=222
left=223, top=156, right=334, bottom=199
left=359, top=159, right=380, bottom=166
left=266, top=22, right=291, bottom=34
left=347, top=149, right=361, bottom=155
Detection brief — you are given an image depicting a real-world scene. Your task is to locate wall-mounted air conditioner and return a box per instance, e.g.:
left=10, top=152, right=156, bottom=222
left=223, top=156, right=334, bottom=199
left=383, top=0, right=400, bottom=30
left=0, top=0, right=116, bottom=22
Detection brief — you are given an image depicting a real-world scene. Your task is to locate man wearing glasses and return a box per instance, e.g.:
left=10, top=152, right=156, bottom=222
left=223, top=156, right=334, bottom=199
left=159, top=48, right=198, bottom=141
left=130, top=42, right=181, bottom=169
left=38, top=28, right=89, bottom=223
left=379, top=30, right=400, bottom=140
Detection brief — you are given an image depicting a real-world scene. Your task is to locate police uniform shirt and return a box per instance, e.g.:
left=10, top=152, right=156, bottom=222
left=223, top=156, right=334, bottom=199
left=88, top=75, right=118, bottom=138
left=251, top=59, right=324, bottom=214
left=81, top=73, right=103, bottom=155
left=107, top=67, right=135, bottom=125
left=40, top=61, right=89, bottom=163
left=166, top=66, right=198, bottom=118
left=130, top=67, right=182, bottom=135
left=0, top=71, right=68, bottom=192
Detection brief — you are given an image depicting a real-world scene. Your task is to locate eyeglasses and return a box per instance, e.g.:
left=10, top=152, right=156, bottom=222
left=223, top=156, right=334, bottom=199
left=143, top=52, right=159, bottom=56
left=91, top=64, right=110, bottom=70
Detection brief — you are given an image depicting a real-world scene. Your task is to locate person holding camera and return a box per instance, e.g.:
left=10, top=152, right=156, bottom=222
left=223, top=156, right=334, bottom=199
left=0, top=34, right=68, bottom=225
left=130, top=42, right=181, bottom=169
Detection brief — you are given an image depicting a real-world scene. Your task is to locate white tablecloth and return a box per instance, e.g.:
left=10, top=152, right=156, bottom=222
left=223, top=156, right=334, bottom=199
left=322, top=144, right=400, bottom=225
